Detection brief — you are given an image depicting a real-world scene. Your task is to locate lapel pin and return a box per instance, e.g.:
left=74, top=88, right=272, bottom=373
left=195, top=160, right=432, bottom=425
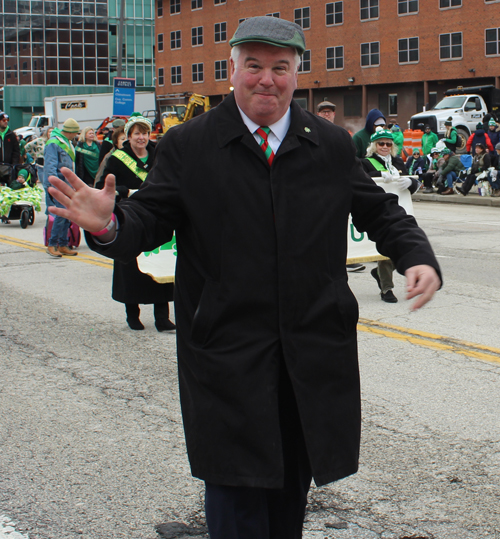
left=304, top=127, right=311, bottom=133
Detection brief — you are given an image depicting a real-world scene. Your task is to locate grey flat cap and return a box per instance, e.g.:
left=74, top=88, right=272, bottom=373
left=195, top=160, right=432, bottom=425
left=229, top=16, right=306, bottom=55
left=317, top=101, right=336, bottom=112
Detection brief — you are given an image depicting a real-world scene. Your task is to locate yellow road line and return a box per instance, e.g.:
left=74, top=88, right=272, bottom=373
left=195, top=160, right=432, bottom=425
left=2, top=234, right=499, bottom=364
left=358, top=318, right=500, bottom=365
left=0, top=234, right=113, bottom=268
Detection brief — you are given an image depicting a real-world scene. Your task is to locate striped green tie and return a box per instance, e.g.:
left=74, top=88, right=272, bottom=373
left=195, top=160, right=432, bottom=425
left=256, top=126, right=275, bottom=166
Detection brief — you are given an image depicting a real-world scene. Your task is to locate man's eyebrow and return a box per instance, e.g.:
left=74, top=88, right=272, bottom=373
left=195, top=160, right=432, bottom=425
left=243, top=56, right=291, bottom=66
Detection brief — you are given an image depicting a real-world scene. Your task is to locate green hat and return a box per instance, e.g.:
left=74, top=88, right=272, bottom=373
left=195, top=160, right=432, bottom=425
left=441, top=148, right=452, bottom=155
left=124, top=112, right=152, bottom=136
left=370, top=127, right=394, bottom=142
left=444, top=117, right=453, bottom=126
left=476, top=122, right=483, bottom=130
left=413, top=148, right=420, bottom=154
left=489, top=118, right=497, bottom=126
left=229, top=16, right=306, bottom=55
left=17, top=169, right=29, bottom=180
left=62, top=118, right=80, bottom=133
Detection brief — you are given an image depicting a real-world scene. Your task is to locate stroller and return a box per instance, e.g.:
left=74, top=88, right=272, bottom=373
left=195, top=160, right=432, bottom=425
left=0, top=163, right=42, bottom=228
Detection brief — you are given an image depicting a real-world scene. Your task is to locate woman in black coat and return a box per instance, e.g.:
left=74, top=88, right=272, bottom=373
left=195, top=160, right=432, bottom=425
left=98, top=113, right=175, bottom=332
left=361, top=128, right=421, bottom=303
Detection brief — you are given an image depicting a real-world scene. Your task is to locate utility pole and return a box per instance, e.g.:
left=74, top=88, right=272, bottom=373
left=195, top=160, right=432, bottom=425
left=116, top=0, right=126, bottom=78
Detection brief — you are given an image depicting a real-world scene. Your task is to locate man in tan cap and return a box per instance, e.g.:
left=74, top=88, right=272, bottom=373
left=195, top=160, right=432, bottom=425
left=48, top=16, right=441, bottom=536
left=316, top=100, right=336, bottom=123
left=44, top=118, right=80, bottom=257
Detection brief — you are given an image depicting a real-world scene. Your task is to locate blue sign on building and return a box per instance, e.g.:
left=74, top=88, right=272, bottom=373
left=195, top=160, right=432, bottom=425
left=113, top=78, right=136, bottom=116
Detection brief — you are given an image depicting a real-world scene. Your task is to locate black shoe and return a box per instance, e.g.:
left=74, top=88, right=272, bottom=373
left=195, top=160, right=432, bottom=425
left=127, top=317, right=145, bottom=330
left=380, top=290, right=398, bottom=303
left=155, top=319, right=176, bottom=333
left=456, top=185, right=466, bottom=196
left=371, top=267, right=381, bottom=290
left=346, top=263, right=366, bottom=272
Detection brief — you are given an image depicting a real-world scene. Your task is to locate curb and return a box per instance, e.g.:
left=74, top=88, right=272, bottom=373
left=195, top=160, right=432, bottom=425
left=412, top=192, right=500, bottom=207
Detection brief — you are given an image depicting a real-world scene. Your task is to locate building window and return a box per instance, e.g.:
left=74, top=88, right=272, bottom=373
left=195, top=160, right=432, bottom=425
left=439, top=32, right=462, bottom=60
left=326, top=46, right=344, bottom=69
left=266, top=12, right=280, bottom=17
left=389, top=94, right=398, bottom=115
left=192, top=26, right=203, bottom=46
left=171, top=30, right=181, bottom=50
left=192, top=0, right=202, bottom=8
left=326, top=2, right=343, bottom=25
left=170, top=0, right=180, bottom=14
left=398, top=0, right=418, bottom=14
left=360, top=0, right=379, bottom=20
left=298, top=50, right=311, bottom=72
left=439, top=0, right=461, bottom=7
left=486, top=28, right=500, bottom=55
left=215, top=59, right=228, bottom=80
left=294, top=7, right=311, bottom=29
left=361, top=41, right=380, bottom=66
left=171, top=65, right=182, bottom=84
left=214, top=0, right=226, bottom=4
left=158, top=67, right=165, bottom=86
left=192, top=63, right=204, bottom=82
left=158, top=0, right=163, bottom=17
left=398, top=37, right=419, bottom=63
left=158, top=33, right=164, bottom=52
left=215, top=22, right=227, bottom=42
left=344, top=94, right=362, bottom=117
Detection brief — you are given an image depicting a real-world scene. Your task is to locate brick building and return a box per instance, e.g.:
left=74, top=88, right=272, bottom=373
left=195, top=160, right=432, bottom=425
left=155, top=0, right=500, bottom=131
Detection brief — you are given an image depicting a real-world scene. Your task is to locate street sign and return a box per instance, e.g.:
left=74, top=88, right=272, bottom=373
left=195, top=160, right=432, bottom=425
left=113, top=77, right=136, bottom=116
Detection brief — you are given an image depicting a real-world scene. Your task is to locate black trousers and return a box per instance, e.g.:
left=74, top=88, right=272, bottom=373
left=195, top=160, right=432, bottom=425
left=204, top=362, right=312, bottom=539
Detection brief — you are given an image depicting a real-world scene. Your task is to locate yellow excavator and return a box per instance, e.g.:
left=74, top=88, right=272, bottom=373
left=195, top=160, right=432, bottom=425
left=160, top=94, right=211, bottom=135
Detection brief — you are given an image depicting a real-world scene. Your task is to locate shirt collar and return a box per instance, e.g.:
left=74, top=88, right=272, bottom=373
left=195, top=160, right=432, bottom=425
left=237, top=105, right=291, bottom=143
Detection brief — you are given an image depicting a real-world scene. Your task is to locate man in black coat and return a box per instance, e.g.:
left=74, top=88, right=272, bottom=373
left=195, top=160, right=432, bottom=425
left=0, top=111, right=20, bottom=184
left=47, top=16, right=442, bottom=539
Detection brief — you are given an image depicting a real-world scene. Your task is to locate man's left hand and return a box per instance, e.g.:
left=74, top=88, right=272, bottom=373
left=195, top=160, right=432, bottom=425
left=405, top=265, right=441, bottom=311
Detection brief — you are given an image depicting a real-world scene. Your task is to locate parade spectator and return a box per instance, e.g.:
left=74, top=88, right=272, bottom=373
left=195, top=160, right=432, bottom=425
left=420, top=148, right=442, bottom=193
left=361, top=127, right=421, bottom=303
left=456, top=143, right=491, bottom=196
left=316, top=101, right=336, bottom=123
left=465, top=122, right=494, bottom=154
left=443, top=117, right=458, bottom=153
left=486, top=118, right=500, bottom=159
left=317, top=100, right=365, bottom=274
left=75, top=127, right=101, bottom=187
left=438, top=148, right=464, bottom=195
left=352, top=109, right=386, bottom=158
left=98, top=113, right=175, bottom=333
left=0, top=112, right=20, bottom=183
left=10, top=168, right=30, bottom=190
left=405, top=148, right=426, bottom=177
left=94, top=126, right=126, bottom=187
left=490, top=142, right=500, bottom=197
left=25, top=127, right=54, bottom=180
left=98, top=118, right=126, bottom=164
left=17, top=134, right=28, bottom=164
left=44, top=118, right=80, bottom=257
left=421, top=125, right=439, bottom=156
left=390, top=123, right=404, bottom=157
left=47, top=16, right=441, bottom=536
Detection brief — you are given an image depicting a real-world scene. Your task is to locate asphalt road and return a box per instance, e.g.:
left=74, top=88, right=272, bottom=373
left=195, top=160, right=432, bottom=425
left=0, top=201, right=499, bottom=539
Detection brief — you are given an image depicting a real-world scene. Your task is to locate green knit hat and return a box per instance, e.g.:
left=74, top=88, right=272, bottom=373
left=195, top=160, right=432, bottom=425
left=370, top=127, right=394, bottom=142
left=476, top=122, right=483, bottom=130
left=62, top=118, right=80, bottom=133
left=124, top=112, right=152, bottom=136
left=17, top=169, right=29, bottom=180
left=489, top=118, right=497, bottom=126
left=413, top=148, right=420, bottom=154
left=441, top=148, right=452, bottom=155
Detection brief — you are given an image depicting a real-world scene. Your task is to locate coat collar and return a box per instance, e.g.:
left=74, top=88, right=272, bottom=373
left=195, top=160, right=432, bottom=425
left=216, top=93, right=320, bottom=154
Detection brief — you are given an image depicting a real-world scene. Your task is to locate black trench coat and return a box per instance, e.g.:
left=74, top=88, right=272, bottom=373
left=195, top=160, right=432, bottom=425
left=88, top=94, right=441, bottom=488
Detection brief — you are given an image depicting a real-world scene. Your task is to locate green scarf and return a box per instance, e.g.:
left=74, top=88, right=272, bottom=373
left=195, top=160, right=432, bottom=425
left=76, top=141, right=100, bottom=178
left=46, top=128, right=76, bottom=161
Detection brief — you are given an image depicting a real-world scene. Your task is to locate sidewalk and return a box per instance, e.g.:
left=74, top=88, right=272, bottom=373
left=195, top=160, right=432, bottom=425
left=412, top=189, right=500, bottom=207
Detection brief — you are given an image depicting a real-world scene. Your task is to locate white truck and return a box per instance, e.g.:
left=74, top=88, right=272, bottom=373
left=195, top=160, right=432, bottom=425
left=15, top=91, right=156, bottom=140
left=409, top=85, right=500, bottom=153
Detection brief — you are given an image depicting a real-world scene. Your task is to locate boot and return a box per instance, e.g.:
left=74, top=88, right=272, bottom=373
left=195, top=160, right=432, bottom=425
left=154, top=303, right=176, bottom=332
left=125, top=304, right=144, bottom=330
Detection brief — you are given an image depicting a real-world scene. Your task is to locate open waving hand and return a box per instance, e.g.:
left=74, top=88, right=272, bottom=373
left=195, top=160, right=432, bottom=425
left=48, top=167, right=116, bottom=234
